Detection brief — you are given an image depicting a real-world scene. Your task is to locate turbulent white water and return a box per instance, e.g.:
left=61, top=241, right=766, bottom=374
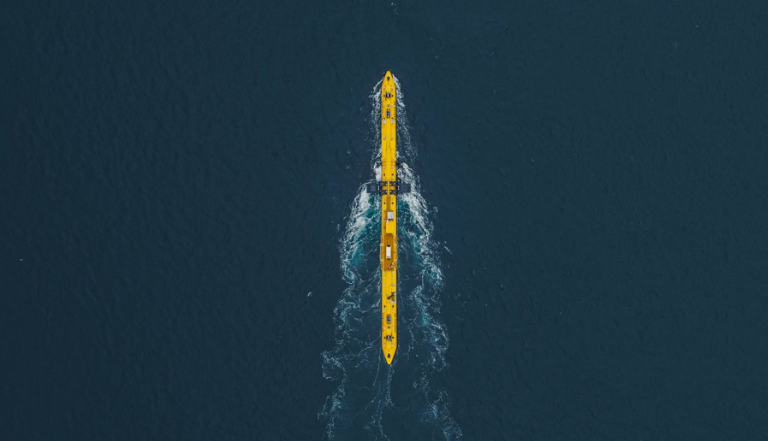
left=320, top=77, right=461, bottom=440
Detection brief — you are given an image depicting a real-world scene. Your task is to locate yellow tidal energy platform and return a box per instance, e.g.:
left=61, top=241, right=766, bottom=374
left=366, top=71, right=411, bottom=364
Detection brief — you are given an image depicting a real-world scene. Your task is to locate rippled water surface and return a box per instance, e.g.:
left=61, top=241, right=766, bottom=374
left=3, top=1, right=768, bottom=440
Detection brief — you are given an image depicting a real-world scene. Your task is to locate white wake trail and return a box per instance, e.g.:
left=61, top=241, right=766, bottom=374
left=320, top=75, right=461, bottom=441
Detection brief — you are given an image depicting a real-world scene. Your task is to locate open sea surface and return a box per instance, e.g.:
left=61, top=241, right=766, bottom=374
left=2, top=1, right=768, bottom=439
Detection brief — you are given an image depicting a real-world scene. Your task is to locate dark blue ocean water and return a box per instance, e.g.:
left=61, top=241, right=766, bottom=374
left=3, top=0, right=768, bottom=439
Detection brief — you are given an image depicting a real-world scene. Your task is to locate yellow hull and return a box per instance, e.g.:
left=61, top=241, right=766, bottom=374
left=380, top=72, right=398, bottom=364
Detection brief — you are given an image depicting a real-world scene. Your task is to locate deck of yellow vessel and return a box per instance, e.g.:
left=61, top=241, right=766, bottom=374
left=380, top=72, right=398, bottom=364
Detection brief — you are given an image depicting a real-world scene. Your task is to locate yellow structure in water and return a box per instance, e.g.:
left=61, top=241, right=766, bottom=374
left=379, top=72, right=398, bottom=364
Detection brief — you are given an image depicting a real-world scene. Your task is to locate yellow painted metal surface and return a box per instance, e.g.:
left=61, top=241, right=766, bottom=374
left=380, top=71, right=398, bottom=364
